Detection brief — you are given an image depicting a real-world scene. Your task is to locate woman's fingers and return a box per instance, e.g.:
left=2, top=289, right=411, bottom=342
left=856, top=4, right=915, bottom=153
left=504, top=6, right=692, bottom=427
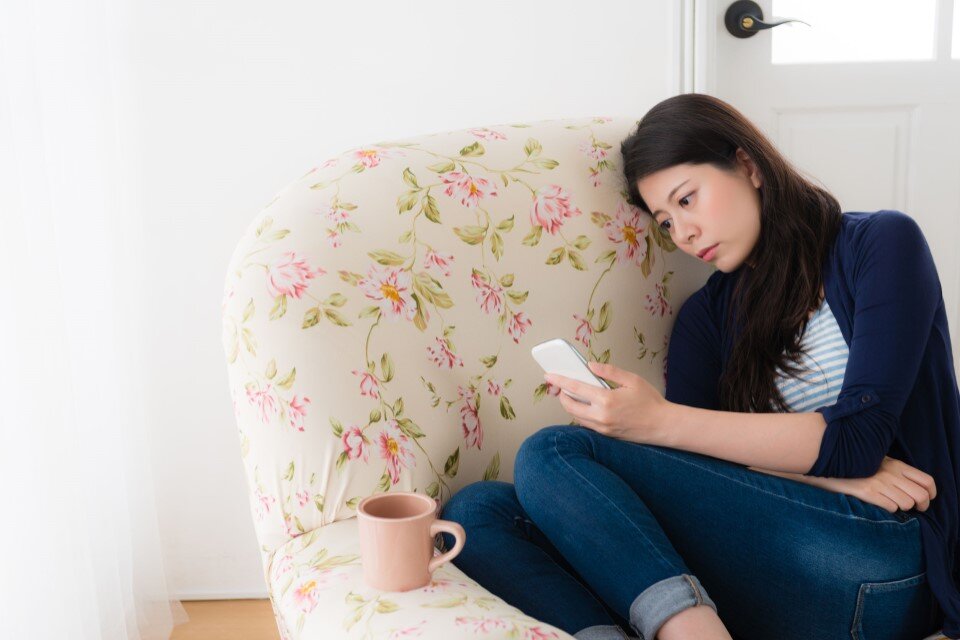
left=557, top=389, right=594, bottom=424
left=879, top=457, right=938, bottom=510
left=900, top=464, right=938, bottom=500
left=544, top=373, right=604, bottom=404
left=894, top=477, right=931, bottom=511
left=873, top=481, right=918, bottom=513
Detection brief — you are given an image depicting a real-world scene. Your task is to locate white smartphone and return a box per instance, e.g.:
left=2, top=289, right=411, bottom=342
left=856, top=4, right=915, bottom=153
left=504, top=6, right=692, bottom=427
left=530, top=338, right=613, bottom=404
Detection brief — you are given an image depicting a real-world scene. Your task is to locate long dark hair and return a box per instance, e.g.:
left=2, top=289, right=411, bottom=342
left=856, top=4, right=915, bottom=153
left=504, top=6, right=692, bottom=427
left=620, top=93, right=842, bottom=413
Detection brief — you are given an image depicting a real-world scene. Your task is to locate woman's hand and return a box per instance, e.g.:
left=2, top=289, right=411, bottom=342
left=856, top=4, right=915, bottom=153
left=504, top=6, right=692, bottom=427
left=543, top=361, right=669, bottom=444
left=749, top=456, right=938, bottom=514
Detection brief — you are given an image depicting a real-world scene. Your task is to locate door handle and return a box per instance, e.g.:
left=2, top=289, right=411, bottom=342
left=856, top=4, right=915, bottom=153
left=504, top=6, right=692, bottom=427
left=724, top=0, right=810, bottom=39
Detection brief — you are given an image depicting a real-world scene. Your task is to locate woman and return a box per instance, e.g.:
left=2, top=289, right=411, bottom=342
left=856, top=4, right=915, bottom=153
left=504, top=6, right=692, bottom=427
left=439, top=93, right=957, bottom=640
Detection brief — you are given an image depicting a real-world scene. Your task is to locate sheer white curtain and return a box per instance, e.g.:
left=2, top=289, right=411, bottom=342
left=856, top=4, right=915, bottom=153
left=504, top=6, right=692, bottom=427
left=0, top=0, right=189, bottom=637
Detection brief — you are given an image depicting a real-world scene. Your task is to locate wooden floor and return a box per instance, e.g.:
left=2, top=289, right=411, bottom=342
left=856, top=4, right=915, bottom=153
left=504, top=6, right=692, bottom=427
left=171, top=599, right=280, bottom=640
left=168, top=598, right=949, bottom=640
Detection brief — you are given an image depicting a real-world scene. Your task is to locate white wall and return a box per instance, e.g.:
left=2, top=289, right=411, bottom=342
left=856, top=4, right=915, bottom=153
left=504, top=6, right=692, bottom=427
left=132, top=0, right=681, bottom=599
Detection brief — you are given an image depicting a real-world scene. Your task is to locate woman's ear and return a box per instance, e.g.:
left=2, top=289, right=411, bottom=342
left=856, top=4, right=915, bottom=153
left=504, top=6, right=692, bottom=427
left=736, top=147, right=762, bottom=189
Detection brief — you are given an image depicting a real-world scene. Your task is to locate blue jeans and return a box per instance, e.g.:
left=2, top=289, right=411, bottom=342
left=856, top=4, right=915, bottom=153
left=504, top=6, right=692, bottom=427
left=439, top=424, right=944, bottom=640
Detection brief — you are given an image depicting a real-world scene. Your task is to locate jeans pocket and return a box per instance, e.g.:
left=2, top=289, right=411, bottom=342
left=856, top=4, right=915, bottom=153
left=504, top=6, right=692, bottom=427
left=851, top=571, right=939, bottom=640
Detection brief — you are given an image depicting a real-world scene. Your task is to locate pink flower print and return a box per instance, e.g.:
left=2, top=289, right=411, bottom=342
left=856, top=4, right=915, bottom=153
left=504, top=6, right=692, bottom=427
left=579, top=140, right=608, bottom=162
left=288, top=394, right=310, bottom=432
left=422, top=577, right=472, bottom=593
left=320, top=157, right=338, bottom=169
left=352, top=147, right=394, bottom=169
left=573, top=313, right=593, bottom=348
left=424, top=249, right=455, bottom=278
left=523, top=627, right=560, bottom=639
left=486, top=379, right=502, bottom=396
left=266, top=252, right=325, bottom=299
left=530, top=185, right=582, bottom=235
left=543, top=381, right=561, bottom=397
left=426, top=336, right=464, bottom=369
left=296, top=489, right=310, bottom=508
left=351, top=369, right=381, bottom=399
left=459, top=399, right=483, bottom=450
left=359, top=264, right=417, bottom=322
left=440, top=171, right=499, bottom=209
left=468, top=128, right=507, bottom=141
left=321, top=202, right=350, bottom=224
left=247, top=384, right=280, bottom=425
left=254, top=487, right=276, bottom=521
left=341, top=425, right=370, bottom=463
left=588, top=166, right=601, bottom=188
left=644, top=282, right=672, bottom=317
left=221, top=285, right=235, bottom=313
left=291, top=569, right=346, bottom=614
left=455, top=616, right=510, bottom=633
left=387, top=620, right=428, bottom=639
left=326, top=228, right=342, bottom=249
left=378, top=420, right=416, bottom=484
left=507, top=311, right=532, bottom=344
left=604, top=201, right=648, bottom=266
left=471, top=272, right=505, bottom=315
left=270, top=553, right=294, bottom=582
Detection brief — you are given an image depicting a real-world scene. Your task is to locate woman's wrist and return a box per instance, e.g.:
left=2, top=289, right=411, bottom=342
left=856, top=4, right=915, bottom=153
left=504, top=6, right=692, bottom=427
left=749, top=465, right=840, bottom=492
left=648, top=400, right=682, bottom=447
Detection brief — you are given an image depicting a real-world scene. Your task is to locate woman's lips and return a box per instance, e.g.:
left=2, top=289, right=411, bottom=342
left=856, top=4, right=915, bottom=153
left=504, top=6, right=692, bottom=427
left=699, top=244, right=719, bottom=261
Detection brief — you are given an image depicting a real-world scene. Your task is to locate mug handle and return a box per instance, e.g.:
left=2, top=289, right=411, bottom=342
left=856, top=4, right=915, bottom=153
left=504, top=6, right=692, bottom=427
left=428, top=519, right=465, bottom=573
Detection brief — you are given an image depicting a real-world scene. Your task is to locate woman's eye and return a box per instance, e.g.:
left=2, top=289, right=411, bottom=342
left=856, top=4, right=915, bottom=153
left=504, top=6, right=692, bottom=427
left=658, top=193, right=693, bottom=232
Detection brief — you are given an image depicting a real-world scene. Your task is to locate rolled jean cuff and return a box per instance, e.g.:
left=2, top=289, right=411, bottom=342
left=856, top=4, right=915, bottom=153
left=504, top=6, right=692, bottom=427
left=629, top=573, right=717, bottom=640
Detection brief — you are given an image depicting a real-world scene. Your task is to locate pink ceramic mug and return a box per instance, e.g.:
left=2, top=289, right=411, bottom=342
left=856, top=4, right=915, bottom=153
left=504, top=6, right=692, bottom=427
left=357, top=491, right=466, bottom=591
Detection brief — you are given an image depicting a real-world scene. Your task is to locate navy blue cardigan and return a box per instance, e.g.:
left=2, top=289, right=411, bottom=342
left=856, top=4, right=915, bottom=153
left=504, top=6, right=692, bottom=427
left=665, top=210, right=959, bottom=637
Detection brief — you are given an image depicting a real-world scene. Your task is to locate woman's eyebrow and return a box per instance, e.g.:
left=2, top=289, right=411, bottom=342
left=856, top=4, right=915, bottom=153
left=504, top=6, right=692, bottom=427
left=651, top=179, right=690, bottom=216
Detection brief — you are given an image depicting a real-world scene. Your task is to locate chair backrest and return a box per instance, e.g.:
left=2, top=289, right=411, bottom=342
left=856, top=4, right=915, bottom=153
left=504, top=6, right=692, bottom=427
left=220, top=116, right=715, bottom=574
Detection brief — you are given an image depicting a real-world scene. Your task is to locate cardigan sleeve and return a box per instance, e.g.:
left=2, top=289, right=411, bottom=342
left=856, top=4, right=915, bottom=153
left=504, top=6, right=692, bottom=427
left=665, top=284, right=722, bottom=411
left=805, top=210, right=942, bottom=478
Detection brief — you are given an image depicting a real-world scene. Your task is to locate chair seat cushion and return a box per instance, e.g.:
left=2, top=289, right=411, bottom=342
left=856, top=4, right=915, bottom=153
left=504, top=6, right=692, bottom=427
left=267, top=516, right=575, bottom=639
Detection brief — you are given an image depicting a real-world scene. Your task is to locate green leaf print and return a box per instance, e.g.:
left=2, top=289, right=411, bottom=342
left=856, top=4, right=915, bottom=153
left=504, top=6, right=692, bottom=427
left=483, top=452, right=500, bottom=481
left=444, top=447, right=460, bottom=478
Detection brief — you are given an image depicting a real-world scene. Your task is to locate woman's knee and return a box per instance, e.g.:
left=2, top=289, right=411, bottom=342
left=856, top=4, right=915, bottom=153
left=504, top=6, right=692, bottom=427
left=439, top=480, right=520, bottom=553
left=514, top=423, right=593, bottom=488
left=440, top=480, right=520, bottom=526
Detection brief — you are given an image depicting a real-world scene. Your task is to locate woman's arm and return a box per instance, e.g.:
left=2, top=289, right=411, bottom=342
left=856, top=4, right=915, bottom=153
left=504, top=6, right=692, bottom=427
left=746, top=456, right=938, bottom=514
left=655, top=402, right=827, bottom=474
left=660, top=281, right=828, bottom=473
left=745, top=464, right=839, bottom=491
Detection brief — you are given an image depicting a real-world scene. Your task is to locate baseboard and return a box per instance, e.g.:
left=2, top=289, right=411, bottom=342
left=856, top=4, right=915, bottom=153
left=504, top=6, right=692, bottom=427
left=176, top=589, right=270, bottom=601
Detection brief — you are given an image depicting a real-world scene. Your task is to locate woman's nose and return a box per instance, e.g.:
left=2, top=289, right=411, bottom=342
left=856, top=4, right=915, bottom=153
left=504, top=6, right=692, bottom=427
left=671, top=218, right=697, bottom=246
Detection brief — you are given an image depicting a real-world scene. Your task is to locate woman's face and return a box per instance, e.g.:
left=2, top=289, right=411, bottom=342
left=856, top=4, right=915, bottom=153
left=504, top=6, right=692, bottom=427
left=635, top=148, right=763, bottom=273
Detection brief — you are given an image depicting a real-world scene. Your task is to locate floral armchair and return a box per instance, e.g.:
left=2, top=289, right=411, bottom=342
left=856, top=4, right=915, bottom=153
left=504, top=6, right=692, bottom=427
left=220, top=115, right=715, bottom=639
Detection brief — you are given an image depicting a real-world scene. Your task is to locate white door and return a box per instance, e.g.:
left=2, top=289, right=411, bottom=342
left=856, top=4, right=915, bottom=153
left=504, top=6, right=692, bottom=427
left=686, top=0, right=960, bottom=363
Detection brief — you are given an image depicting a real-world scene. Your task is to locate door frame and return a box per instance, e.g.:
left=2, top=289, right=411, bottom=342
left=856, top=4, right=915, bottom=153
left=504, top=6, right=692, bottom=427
left=676, top=0, right=716, bottom=95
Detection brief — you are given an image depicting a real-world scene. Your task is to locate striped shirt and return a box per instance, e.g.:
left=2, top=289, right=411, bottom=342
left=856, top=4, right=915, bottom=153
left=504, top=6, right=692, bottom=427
left=773, top=297, right=849, bottom=413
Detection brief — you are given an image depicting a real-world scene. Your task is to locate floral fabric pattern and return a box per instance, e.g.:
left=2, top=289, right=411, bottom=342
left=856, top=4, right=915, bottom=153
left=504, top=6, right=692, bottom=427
left=221, top=116, right=714, bottom=637
left=268, top=518, right=574, bottom=639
